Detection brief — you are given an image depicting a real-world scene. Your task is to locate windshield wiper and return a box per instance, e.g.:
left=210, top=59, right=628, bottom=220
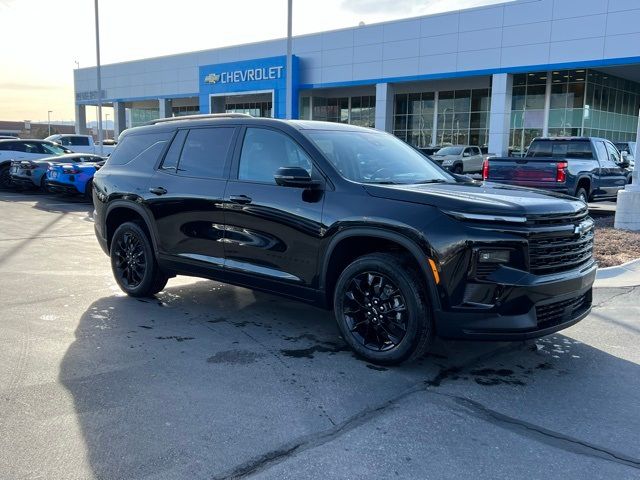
left=412, top=179, right=449, bottom=184
left=365, top=180, right=400, bottom=185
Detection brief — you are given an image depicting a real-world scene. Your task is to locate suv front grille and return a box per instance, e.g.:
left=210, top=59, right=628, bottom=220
left=536, top=291, right=592, bottom=329
left=526, top=208, right=589, bottom=226
left=528, top=229, right=594, bottom=275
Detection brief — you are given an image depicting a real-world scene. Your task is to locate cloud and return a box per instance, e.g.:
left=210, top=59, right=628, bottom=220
left=341, top=0, right=508, bottom=15
left=341, top=0, right=424, bottom=14
left=0, top=82, right=66, bottom=91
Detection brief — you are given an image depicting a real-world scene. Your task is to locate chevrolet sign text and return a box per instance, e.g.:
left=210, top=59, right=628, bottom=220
left=205, top=66, right=284, bottom=84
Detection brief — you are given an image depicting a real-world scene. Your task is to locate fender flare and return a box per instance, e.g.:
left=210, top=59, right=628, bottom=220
left=574, top=175, right=592, bottom=196
left=319, top=227, right=441, bottom=310
left=104, top=199, right=160, bottom=254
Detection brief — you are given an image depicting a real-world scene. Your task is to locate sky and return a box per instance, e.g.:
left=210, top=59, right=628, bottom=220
left=0, top=0, right=507, bottom=123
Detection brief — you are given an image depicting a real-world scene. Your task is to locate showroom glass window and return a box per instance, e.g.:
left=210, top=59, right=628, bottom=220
left=299, top=95, right=376, bottom=128
left=393, top=88, right=490, bottom=149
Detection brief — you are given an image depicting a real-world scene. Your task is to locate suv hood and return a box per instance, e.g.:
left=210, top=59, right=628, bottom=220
left=363, top=181, right=586, bottom=217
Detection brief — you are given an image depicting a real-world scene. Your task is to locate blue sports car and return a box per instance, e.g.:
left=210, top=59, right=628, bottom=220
left=45, top=155, right=106, bottom=199
left=11, top=153, right=103, bottom=192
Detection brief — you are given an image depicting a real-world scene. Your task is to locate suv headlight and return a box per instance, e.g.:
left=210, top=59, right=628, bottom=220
left=442, top=160, right=453, bottom=166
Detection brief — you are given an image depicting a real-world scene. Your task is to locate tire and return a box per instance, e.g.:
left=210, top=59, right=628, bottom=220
left=452, top=164, right=463, bottom=175
left=84, top=179, right=93, bottom=202
left=333, top=253, right=433, bottom=365
left=575, top=187, right=589, bottom=204
left=110, top=221, right=168, bottom=297
left=0, top=165, right=11, bottom=190
left=40, top=175, right=49, bottom=193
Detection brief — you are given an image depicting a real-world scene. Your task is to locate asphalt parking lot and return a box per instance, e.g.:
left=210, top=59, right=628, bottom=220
left=0, top=192, right=639, bottom=479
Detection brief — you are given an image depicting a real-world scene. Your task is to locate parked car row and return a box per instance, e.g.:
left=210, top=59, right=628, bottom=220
left=0, top=138, right=106, bottom=198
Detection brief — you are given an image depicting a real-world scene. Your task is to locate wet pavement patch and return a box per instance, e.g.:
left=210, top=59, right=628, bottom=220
left=207, top=316, right=227, bottom=324
left=365, top=364, right=388, bottom=371
left=280, top=341, right=349, bottom=359
left=207, top=350, right=265, bottom=365
left=155, top=336, right=195, bottom=342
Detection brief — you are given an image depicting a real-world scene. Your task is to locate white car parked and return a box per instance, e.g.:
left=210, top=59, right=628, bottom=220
left=44, top=134, right=116, bottom=156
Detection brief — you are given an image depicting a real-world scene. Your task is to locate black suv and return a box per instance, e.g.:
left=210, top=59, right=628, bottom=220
left=93, top=115, right=596, bottom=364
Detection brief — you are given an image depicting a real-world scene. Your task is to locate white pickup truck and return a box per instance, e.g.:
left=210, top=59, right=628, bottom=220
left=44, top=134, right=116, bottom=156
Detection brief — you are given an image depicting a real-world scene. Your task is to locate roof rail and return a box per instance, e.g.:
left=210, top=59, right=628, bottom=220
left=145, top=113, right=252, bottom=125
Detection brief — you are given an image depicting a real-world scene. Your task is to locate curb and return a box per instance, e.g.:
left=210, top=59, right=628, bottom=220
left=594, top=258, right=640, bottom=288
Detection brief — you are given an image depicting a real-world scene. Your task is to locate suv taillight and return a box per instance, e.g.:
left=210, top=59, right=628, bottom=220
left=482, top=158, right=490, bottom=180
left=556, top=161, right=568, bottom=183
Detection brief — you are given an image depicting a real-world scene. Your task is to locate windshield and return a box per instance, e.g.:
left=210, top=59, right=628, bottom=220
left=306, top=130, right=452, bottom=185
left=42, top=143, right=71, bottom=155
left=435, top=146, right=463, bottom=156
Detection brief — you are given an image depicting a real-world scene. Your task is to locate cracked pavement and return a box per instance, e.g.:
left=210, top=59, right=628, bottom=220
left=0, top=192, right=639, bottom=479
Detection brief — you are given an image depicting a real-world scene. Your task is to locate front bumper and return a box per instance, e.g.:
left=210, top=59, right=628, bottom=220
left=435, top=260, right=597, bottom=340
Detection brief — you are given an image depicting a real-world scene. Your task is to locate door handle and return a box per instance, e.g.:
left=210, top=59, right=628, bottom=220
left=149, top=186, right=167, bottom=195
left=229, top=194, right=252, bottom=204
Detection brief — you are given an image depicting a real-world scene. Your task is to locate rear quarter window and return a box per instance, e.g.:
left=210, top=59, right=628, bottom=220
left=107, top=132, right=171, bottom=166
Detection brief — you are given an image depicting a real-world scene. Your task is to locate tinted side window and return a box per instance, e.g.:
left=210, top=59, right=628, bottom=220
left=0, top=142, right=10, bottom=151
left=605, top=142, right=621, bottom=163
left=160, top=130, right=188, bottom=172
left=595, top=142, right=608, bottom=163
left=108, top=132, right=171, bottom=166
left=176, top=128, right=234, bottom=179
left=239, top=128, right=312, bottom=184
left=70, top=136, right=90, bottom=146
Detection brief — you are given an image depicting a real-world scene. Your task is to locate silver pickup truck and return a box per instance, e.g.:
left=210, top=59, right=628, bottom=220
left=431, top=145, right=485, bottom=174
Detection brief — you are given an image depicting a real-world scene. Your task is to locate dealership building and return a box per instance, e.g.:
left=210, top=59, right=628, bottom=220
left=74, top=0, right=640, bottom=156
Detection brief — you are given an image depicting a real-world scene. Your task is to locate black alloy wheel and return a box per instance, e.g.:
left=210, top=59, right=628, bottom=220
left=343, top=272, right=408, bottom=352
left=0, top=166, right=11, bottom=190
left=453, top=164, right=463, bottom=175
left=84, top=180, right=93, bottom=201
left=110, top=221, right=168, bottom=297
left=40, top=175, right=49, bottom=193
left=114, top=230, right=147, bottom=289
left=334, top=253, right=433, bottom=365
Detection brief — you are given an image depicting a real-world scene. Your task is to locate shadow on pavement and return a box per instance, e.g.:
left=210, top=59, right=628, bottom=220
left=59, top=280, right=640, bottom=478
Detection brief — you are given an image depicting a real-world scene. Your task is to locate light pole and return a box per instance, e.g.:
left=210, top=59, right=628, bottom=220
left=47, top=110, right=52, bottom=136
left=94, top=0, right=103, bottom=155
left=285, top=0, right=293, bottom=119
left=105, top=113, right=110, bottom=139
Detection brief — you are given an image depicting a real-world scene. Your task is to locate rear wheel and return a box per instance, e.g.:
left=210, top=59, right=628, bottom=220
left=333, top=253, right=433, bottom=365
left=40, top=175, right=49, bottom=193
left=0, top=165, right=11, bottom=190
left=84, top=179, right=93, bottom=202
left=110, top=221, right=168, bottom=297
left=575, top=187, right=589, bottom=204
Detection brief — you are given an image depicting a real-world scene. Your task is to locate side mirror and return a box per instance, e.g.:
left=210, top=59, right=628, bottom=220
left=274, top=166, right=319, bottom=188
left=619, top=158, right=630, bottom=168
left=462, top=152, right=470, bottom=157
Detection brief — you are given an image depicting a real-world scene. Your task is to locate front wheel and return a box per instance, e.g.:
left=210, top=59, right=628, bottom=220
left=110, top=221, right=168, bottom=297
left=452, top=164, right=463, bottom=175
left=333, top=253, right=433, bottom=365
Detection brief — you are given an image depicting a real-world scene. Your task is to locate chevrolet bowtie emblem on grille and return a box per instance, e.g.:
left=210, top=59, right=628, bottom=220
left=574, top=221, right=592, bottom=235
left=204, top=73, right=220, bottom=84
